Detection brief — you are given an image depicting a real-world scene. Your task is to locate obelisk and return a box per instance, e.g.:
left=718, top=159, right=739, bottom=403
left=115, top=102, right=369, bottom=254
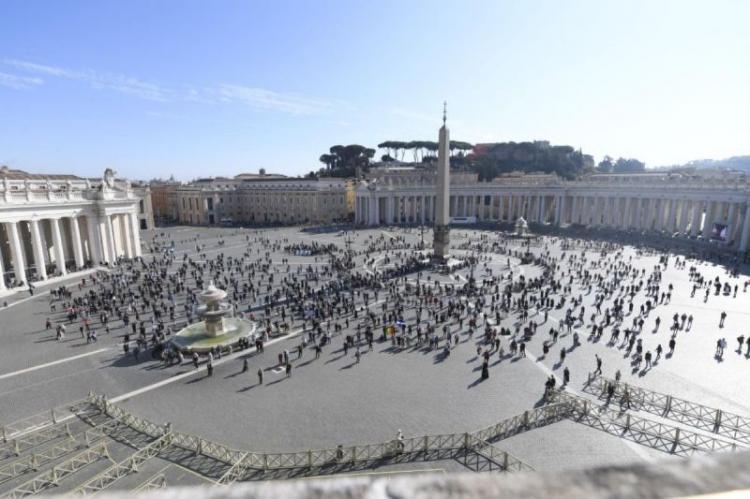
left=433, top=102, right=450, bottom=261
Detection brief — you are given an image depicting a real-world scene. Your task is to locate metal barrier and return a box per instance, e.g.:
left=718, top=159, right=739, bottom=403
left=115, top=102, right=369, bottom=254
left=585, top=374, right=750, bottom=445
left=72, top=434, right=172, bottom=495
left=471, top=404, right=572, bottom=442
left=7, top=441, right=112, bottom=499
left=134, top=472, right=167, bottom=492
left=85, top=393, right=536, bottom=483
left=553, top=391, right=742, bottom=456
left=464, top=435, right=534, bottom=473
left=5, top=381, right=748, bottom=494
left=0, top=422, right=73, bottom=459
left=0, top=398, right=92, bottom=443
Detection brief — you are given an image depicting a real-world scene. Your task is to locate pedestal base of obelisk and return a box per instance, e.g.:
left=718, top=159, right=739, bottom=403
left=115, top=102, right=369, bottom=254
left=432, top=225, right=451, bottom=262
left=431, top=225, right=466, bottom=272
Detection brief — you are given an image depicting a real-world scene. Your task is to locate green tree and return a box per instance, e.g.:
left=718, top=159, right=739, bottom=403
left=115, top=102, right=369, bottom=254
left=319, top=153, right=336, bottom=171
left=613, top=158, right=646, bottom=173
left=597, top=155, right=614, bottom=173
left=317, top=144, right=375, bottom=178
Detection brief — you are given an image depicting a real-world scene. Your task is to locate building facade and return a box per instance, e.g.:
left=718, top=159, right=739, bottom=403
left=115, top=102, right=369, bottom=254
left=174, top=174, right=352, bottom=226
left=355, top=166, right=750, bottom=254
left=133, top=183, right=155, bottom=231
left=0, top=167, right=146, bottom=292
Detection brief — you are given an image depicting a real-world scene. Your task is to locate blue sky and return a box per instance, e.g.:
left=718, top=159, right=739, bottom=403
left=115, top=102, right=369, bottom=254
left=1, top=0, right=748, bottom=180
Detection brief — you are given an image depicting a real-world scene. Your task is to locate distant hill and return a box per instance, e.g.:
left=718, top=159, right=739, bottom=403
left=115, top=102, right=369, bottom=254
left=660, top=156, right=750, bottom=173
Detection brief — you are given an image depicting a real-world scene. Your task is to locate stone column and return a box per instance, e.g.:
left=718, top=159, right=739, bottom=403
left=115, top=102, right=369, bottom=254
left=738, top=204, right=750, bottom=252
left=30, top=220, right=47, bottom=281
left=725, top=203, right=737, bottom=243
left=51, top=218, right=67, bottom=276
left=86, top=215, right=102, bottom=264
left=0, top=248, right=5, bottom=291
left=666, top=199, right=677, bottom=233
left=617, top=198, right=624, bottom=226
left=539, top=195, right=546, bottom=224
left=702, top=201, right=715, bottom=238
left=553, top=196, right=560, bottom=225
left=690, top=202, right=701, bottom=236
left=69, top=216, right=85, bottom=269
left=657, top=199, right=664, bottom=229
left=100, top=215, right=114, bottom=262
left=678, top=201, right=689, bottom=233
left=120, top=214, right=133, bottom=258
left=632, top=198, right=641, bottom=229
left=129, top=212, right=142, bottom=258
left=6, top=222, right=26, bottom=285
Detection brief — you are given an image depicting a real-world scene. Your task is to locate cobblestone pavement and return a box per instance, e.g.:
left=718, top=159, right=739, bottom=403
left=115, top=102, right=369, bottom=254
left=0, top=224, right=748, bottom=472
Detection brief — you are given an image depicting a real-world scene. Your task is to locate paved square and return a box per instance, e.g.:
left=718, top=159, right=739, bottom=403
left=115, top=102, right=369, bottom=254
left=1, top=224, right=749, bottom=481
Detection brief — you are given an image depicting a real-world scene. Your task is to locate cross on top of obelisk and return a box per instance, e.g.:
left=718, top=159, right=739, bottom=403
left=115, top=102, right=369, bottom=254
left=442, top=101, right=447, bottom=126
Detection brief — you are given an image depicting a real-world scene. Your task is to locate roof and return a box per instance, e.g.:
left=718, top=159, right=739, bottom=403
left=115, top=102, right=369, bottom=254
left=0, top=166, right=82, bottom=181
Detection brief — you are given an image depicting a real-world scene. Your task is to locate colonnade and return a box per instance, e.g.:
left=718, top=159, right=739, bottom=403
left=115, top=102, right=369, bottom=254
left=0, top=211, right=142, bottom=291
left=356, top=191, right=750, bottom=253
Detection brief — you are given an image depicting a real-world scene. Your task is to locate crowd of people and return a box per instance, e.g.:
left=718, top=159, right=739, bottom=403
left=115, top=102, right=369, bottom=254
left=34, top=224, right=749, bottom=401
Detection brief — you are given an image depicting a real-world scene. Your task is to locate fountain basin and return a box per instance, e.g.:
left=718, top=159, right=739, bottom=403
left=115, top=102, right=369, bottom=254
left=170, top=317, right=257, bottom=354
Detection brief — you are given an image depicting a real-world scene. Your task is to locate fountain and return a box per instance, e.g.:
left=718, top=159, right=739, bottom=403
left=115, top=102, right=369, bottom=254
left=169, top=281, right=256, bottom=353
left=515, top=216, right=529, bottom=237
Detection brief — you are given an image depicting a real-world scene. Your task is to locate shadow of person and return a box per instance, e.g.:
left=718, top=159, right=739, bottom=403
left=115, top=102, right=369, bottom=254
left=467, top=376, right=487, bottom=389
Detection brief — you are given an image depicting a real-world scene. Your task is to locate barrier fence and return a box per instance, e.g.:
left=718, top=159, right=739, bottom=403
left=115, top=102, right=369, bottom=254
left=6, top=385, right=746, bottom=495
left=551, top=391, right=743, bottom=457
left=7, top=441, right=112, bottom=499
left=84, top=393, right=536, bottom=484
left=584, top=374, right=750, bottom=446
left=0, top=398, right=91, bottom=444
left=134, top=472, right=167, bottom=492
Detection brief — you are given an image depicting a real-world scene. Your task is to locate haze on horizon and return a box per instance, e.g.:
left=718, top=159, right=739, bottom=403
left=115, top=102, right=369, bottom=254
left=0, top=0, right=748, bottom=181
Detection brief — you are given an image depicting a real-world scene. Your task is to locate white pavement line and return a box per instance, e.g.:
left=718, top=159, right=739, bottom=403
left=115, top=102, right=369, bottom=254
left=109, top=298, right=390, bottom=404
left=109, top=330, right=306, bottom=404
left=27, top=330, right=307, bottom=432
left=0, top=348, right=110, bottom=381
